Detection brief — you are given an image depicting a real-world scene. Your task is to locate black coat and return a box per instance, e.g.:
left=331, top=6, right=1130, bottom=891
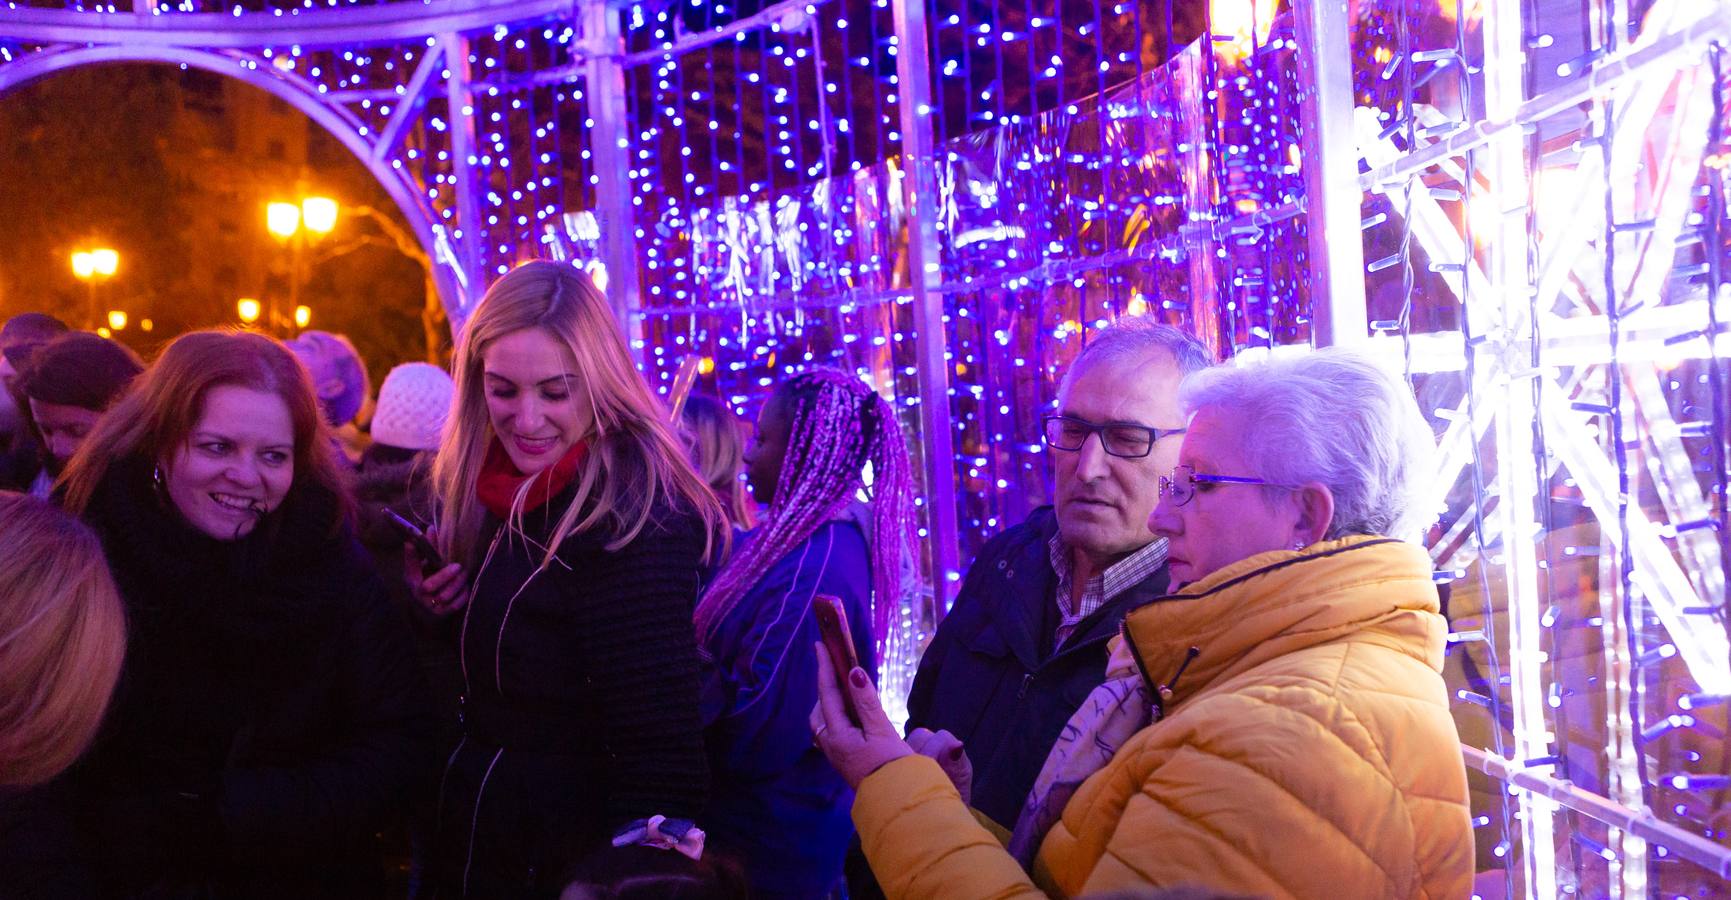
left=0, top=778, right=99, bottom=900
left=74, top=456, right=437, bottom=899
left=432, top=486, right=711, bottom=899
left=904, top=506, right=1171, bottom=827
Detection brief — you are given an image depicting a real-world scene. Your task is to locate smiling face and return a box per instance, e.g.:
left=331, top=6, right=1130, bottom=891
left=29, top=399, right=103, bottom=472
left=482, top=327, right=591, bottom=474
left=163, top=385, right=295, bottom=541
left=1148, top=405, right=1305, bottom=587
left=743, top=394, right=791, bottom=506
left=1053, top=351, right=1188, bottom=570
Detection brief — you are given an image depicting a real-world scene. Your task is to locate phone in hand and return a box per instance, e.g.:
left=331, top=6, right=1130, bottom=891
left=384, top=508, right=445, bottom=576
left=813, top=593, right=862, bottom=725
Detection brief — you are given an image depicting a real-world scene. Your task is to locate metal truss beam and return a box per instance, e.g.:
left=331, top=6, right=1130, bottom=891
left=892, top=0, right=961, bottom=615
left=1294, top=0, right=1366, bottom=346
left=0, top=0, right=573, bottom=50
left=1358, top=6, right=1731, bottom=193
left=372, top=38, right=447, bottom=164
left=580, top=0, right=644, bottom=355
left=441, top=30, right=485, bottom=307
left=1463, top=745, right=1731, bottom=879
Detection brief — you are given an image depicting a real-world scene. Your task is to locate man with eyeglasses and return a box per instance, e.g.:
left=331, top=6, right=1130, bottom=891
left=901, top=317, right=1212, bottom=831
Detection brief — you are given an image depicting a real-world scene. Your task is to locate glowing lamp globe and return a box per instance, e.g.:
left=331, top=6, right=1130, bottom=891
left=267, top=202, right=302, bottom=238
left=301, top=197, right=338, bottom=235
left=90, top=248, right=119, bottom=276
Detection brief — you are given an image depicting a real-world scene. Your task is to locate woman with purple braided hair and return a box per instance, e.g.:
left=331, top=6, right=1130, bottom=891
left=695, top=368, right=917, bottom=899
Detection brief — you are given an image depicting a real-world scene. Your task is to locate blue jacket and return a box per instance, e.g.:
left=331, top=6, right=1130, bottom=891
left=702, top=519, right=876, bottom=899
left=905, top=506, right=1171, bottom=828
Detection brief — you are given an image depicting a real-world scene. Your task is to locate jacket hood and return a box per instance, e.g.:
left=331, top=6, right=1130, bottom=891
left=1125, top=535, right=1445, bottom=713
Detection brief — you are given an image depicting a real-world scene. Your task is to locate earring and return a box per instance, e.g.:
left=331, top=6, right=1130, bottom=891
left=1292, top=539, right=1306, bottom=551
left=152, top=464, right=164, bottom=489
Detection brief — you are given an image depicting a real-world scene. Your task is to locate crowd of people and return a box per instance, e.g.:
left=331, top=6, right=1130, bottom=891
left=0, top=258, right=1474, bottom=900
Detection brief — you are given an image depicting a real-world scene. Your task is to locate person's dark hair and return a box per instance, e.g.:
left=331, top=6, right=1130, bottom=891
left=558, top=846, right=749, bottom=900
left=0, top=312, right=70, bottom=370
left=19, top=332, right=144, bottom=412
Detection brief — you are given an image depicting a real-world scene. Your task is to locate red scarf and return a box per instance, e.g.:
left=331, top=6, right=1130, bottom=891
left=476, top=439, right=588, bottom=520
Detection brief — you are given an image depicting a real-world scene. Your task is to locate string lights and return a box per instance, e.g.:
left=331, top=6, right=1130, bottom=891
left=1, top=0, right=1729, bottom=894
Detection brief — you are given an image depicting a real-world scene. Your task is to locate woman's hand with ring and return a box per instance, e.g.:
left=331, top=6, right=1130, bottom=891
left=406, top=555, right=470, bottom=618
left=809, top=642, right=912, bottom=789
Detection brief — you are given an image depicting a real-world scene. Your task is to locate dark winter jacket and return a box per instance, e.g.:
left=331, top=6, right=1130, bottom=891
left=433, top=483, right=712, bottom=899
left=904, top=506, right=1171, bottom=828
left=0, top=778, right=99, bottom=900
left=73, top=455, right=437, bottom=899
left=702, top=518, right=875, bottom=899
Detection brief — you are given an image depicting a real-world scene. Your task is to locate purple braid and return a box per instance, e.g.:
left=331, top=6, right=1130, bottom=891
left=695, top=369, right=918, bottom=655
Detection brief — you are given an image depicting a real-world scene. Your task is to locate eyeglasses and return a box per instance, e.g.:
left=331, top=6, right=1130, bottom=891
left=1041, top=414, right=1184, bottom=460
left=1158, top=464, right=1281, bottom=507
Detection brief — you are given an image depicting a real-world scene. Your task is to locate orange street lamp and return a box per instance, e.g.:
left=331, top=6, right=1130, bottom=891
left=266, top=194, right=339, bottom=332
left=237, top=297, right=262, bottom=325
left=107, top=310, right=127, bottom=331
left=301, top=197, right=338, bottom=235
left=266, top=202, right=302, bottom=239
left=293, top=305, right=312, bottom=330
left=70, top=246, right=120, bottom=330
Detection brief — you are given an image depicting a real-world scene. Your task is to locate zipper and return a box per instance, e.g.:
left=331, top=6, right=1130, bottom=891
left=1123, top=620, right=1200, bottom=722
left=1017, top=672, right=1034, bottom=700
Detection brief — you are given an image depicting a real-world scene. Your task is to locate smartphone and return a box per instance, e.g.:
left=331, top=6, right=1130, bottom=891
left=813, top=593, right=862, bottom=724
left=384, top=508, right=445, bottom=576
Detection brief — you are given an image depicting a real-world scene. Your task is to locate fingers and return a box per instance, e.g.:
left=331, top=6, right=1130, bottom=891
left=907, top=727, right=965, bottom=761
left=412, top=561, right=468, bottom=616
left=843, top=662, right=898, bottom=738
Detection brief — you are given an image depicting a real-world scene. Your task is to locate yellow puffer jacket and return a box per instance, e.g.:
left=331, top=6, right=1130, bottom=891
left=854, top=535, right=1474, bottom=899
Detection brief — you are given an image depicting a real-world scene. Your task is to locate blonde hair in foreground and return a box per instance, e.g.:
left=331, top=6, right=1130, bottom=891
left=0, top=492, right=127, bottom=789
left=433, top=260, right=726, bottom=569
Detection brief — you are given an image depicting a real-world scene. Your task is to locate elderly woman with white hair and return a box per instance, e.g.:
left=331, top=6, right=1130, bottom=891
left=813, top=348, right=1474, bottom=899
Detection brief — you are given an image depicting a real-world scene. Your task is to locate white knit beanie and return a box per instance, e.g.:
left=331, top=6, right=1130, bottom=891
left=370, top=362, right=454, bottom=451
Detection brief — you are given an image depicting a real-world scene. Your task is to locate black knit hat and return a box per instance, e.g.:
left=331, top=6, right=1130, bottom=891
left=18, top=332, right=144, bottom=411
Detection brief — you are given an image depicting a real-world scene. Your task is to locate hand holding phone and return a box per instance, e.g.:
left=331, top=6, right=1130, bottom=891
left=813, top=594, right=861, bottom=725
left=384, top=508, right=445, bottom=576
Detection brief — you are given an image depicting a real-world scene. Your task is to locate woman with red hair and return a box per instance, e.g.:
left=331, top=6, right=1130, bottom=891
left=61, top=330, right=434, bottom=898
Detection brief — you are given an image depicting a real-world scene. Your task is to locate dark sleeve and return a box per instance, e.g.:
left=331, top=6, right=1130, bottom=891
left=711, top=523, right=871, bottom=780
left=905, top=539, right=996, bottom=732
left=586, top=514, right=711, bottom=826
left=217, top=553, right=437, bottom=862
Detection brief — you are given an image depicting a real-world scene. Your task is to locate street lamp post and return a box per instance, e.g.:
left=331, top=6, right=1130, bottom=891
left=265, top=195, right=337, bottom=335
left=70, top=246, right=119, bottom=331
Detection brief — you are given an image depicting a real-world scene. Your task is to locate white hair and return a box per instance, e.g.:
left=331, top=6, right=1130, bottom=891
left=1179, top=348, right=1437, bottom=541
left=1058, top=316, right=1213, bottom=401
